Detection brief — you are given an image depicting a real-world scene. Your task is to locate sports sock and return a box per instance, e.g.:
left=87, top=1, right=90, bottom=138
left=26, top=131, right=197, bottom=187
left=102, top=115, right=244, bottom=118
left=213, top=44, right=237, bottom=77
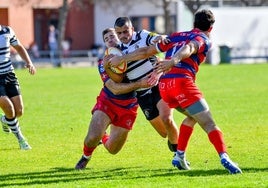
left=208, top=129, right=227, bottom=154
left=101, top=133, right=109, bottom=144
left=5, top=116, right=24, bottom=140
left=83, top=144, right=96, bottom=157
left=168, top=142, right=178, bottom=152
left=177, top=124, right=194, bottom=151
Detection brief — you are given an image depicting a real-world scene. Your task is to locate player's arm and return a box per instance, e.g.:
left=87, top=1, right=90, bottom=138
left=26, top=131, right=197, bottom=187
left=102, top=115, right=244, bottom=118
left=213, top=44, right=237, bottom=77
left=152, top=35, right=169, bottom=44
left=155, top=41, right=198, bottom=73
left=105, top=66, right=124, bottom=83
left=105, top=77, right=151, bottom=95
left=109, top=45, right=158, bottom=67
left=172, top=41, right=198, bottom=65
left=13, top=43, right=36, bottom=75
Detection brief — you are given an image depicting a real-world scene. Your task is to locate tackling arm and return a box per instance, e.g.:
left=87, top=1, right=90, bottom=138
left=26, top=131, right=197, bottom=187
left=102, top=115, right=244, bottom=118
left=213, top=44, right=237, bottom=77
left=172, top=41, right=198, bottom=65
left=155, top=41, right=198, bottom=73
left=105, top=77, right=151, bottom=95
left=109, top=46, right=158, bottom=67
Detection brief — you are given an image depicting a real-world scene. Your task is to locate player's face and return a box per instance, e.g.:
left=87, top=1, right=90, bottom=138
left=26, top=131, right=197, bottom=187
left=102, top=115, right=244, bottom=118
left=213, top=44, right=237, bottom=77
left=103, top=31, right=119, bottom=48
left=115, top=24, right=134, bottom=44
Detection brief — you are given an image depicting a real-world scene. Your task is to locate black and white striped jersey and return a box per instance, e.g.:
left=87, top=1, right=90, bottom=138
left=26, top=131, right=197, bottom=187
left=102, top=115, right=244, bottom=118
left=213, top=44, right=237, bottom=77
left=120, top=30, right=158, bottom=91
left=0, top=25, right=19, bottom=74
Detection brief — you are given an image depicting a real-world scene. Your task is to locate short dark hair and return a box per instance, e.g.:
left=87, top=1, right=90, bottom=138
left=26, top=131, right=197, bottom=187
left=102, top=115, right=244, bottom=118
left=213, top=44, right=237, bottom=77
left=114, top=17, right=132, bottom=28
left=102, top=28, right=115, bottom=42
left=194, top=9, right=215, bottom=31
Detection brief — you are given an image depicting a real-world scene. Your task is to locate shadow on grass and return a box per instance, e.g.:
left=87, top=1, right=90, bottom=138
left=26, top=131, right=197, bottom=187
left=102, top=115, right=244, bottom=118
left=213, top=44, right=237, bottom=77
left=0, top=167, right=266, bottom=187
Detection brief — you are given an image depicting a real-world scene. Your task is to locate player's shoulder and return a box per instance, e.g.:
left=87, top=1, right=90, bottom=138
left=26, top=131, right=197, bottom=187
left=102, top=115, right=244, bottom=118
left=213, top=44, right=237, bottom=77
left=190, top=31, right=210, bottom=45
left=139, top=29, right=159, bottom=37
left=137, top=30, right=159, bottom=45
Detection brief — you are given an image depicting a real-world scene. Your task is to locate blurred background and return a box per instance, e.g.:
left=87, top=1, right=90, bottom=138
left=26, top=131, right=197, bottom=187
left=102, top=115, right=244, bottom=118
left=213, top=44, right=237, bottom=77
left=1, top=0, right=268, bottom=67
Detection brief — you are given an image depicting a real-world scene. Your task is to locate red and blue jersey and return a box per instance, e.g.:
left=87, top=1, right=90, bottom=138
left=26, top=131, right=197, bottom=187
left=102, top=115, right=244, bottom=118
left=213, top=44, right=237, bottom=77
left=156, top=28, right=211, bottom=80
left=97, top=59, right=136, bottom=101
left=92, top=60, right=138, bottom=129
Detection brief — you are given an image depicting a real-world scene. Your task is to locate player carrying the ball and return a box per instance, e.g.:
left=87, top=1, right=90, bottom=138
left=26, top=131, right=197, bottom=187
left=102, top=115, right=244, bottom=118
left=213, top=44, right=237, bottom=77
left=75, top=28, right=154, bottom=170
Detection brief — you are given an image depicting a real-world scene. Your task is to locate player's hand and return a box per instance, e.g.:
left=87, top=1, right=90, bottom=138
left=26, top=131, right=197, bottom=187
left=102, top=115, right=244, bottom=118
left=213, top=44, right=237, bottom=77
left=25, top=63, right=36, bottom=75
left=155, top=60, right=173, bottom=74
left=152, top=35, right=170, bottom=44
left=147, top=71, right=162, bottom=86
left=138, top=77, right=151, bottom=88
left=103, top=54, right=114, bottom=69
left=109, top=55, right=123, bottom=67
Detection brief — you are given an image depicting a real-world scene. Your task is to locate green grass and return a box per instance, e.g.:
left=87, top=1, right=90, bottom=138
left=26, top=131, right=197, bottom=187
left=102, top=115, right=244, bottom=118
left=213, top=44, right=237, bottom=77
left=0, top=63, right=267, bottom=188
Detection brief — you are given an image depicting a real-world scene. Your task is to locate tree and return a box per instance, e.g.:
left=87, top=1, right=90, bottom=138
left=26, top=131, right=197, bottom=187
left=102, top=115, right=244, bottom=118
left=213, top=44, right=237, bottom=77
left=58, top=0, right=69, bottom=57
left=147, top=0, right=174, bottom=34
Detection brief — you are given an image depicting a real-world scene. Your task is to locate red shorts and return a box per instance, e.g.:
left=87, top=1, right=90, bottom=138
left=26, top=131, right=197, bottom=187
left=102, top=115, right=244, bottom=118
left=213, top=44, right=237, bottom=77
left=158, top=77, right=203, bottom=109
left=92, top=90, right=138, bottom=130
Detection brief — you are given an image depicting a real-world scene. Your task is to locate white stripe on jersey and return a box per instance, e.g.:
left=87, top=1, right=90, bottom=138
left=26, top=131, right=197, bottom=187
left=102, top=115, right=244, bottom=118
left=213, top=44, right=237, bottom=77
left=0, top=26, right=17, bottom=74
left=120, top=30, right=158, bottom=91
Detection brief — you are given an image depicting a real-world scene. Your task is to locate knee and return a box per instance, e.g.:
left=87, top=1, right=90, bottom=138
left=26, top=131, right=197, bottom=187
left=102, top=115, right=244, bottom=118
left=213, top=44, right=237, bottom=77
left=160, top=113, right=173, bottom=125
left=182, top=117, right=196, bottom=126
left=106, top=147, right=120, bottom=155
left=104, top=141, right=123, bottom=154
left=203, top=123, right=217, bottom=133
left=84, top=135, right=101, bottom=146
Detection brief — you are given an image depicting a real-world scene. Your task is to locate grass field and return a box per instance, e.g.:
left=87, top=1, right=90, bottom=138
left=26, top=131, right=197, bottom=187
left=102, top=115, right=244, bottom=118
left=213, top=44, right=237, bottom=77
left=0, top=63, right=267, bottom=188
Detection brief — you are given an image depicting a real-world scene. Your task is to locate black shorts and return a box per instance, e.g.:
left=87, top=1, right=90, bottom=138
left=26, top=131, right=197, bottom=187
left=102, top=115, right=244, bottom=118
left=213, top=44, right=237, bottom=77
left=136, top=86, right=161, bottom=120
left=0, top=72, right=21, bottom=98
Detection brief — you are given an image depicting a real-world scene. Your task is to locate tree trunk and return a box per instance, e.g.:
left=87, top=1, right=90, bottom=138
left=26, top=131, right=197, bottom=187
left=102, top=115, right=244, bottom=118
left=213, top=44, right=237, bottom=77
left=162, top=0, right=172, bottom=34
left=58, top=0, right=69, bottom=58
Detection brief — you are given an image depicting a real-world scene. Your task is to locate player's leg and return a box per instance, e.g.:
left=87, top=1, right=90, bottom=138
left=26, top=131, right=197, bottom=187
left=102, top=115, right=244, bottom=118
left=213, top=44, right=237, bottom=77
left=10, top=94, right=24, bottom=117
left=176, top=116, right=196, bottom=152
left=103, top=125, right=129, bottom=154
left=0, top=74, right=30, bottom=150
left=75, top=110, right=110, bottom=170
left=9, top=95, right=31, bottom=150
left=0, top=82, right=14, bottom=133
left=157, top=99, right=179, bottom=151
left=188, top=99, right=225, bottom=152
left=190, top=99, right=242, bottom=174
left=84, top=110, right=110, bottom=153
left=0, top=95, right=15, bottom=133
left=148, top=117, right=167, bottom=138
left=102, top=103, right=137, bottom=154
left=166, top=76, right=204, bottom=169
left=137, top=90, right=167, bottom=139
left=172, top=112, right=196, bottom=170
left=173, top=99, right=214, bottom=170
left=172, top=98, right=207, bottom=170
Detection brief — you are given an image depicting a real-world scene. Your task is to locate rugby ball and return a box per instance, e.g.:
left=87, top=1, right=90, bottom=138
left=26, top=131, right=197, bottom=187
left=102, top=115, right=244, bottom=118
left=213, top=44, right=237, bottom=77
left=106, top=47, right=127, bottom=74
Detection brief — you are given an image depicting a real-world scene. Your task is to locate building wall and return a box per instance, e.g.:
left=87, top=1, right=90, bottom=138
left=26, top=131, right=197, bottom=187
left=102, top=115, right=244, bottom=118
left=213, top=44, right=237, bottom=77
left=67, top=2, right=94, bottom=50
left=0, top=1, right=34, bottom=48
left=210, top=7, right=268, bottom=48
left=0, top=0, right=94, bottom=50
left=1, top=0, right=192, bottom=51
left=93, top=0, right=194, bottom=46
left=209, top=7, right=268, bottom=63
left=0, top=8, right=8, bottom=25
left=94, top=1, right=178, bottom=46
